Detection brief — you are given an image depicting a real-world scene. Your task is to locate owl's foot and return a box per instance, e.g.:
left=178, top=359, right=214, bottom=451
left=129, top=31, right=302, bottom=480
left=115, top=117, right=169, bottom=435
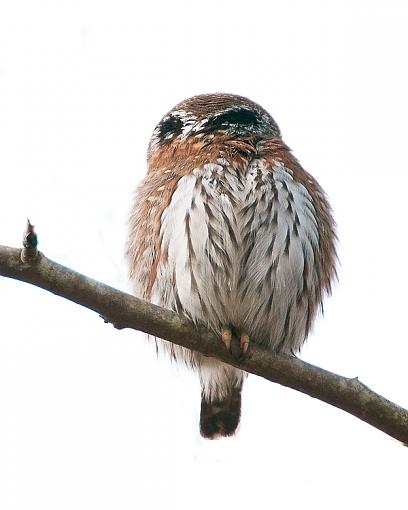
left=221, top=327, right=249, bottom=361
left=240, top=332, right=250, bottom=354
left=221, top=326, right=232, bottom=351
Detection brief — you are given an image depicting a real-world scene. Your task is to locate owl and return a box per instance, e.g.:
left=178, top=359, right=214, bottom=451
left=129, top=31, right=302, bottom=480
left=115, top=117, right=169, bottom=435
left=127, top=93, right=337, bottom=439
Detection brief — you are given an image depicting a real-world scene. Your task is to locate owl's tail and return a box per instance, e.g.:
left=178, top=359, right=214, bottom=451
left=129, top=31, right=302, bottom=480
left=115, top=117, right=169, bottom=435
left=199, top=383, right=242, bottom=439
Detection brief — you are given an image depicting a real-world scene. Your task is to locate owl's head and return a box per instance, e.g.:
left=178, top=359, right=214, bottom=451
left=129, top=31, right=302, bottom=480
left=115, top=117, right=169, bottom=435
left=148, top=93, right=281, bottom=154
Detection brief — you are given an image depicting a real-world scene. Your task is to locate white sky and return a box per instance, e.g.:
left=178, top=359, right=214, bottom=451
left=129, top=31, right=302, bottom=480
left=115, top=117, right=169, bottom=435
left=1, top=1, right=408, bottom=508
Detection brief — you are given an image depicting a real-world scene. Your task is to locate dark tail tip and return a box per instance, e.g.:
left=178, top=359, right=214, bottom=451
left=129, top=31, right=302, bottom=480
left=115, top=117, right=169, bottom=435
left=200, top=386, right=242, bottom=439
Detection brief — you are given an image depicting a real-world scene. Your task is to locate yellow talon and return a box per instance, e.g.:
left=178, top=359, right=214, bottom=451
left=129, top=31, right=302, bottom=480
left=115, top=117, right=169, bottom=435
left=240, top=333, right=250, bottom=354
left=221, top=327, right=232, bottom=350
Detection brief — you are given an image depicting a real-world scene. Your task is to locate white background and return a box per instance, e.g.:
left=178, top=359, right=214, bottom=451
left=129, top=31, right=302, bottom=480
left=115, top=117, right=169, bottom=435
left=1, top=1, right=407, bottom=508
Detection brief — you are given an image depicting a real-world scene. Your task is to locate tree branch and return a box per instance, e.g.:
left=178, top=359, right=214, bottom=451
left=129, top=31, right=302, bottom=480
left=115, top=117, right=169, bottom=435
left=1, top=230, right=408, bottom=444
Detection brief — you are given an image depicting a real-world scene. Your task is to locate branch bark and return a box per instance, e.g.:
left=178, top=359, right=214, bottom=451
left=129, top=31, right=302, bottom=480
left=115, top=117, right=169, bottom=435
left=1, top=238, right=408, bottom=444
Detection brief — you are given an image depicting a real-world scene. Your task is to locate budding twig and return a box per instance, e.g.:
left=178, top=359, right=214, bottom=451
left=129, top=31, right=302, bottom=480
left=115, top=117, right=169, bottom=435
left=20, top=219, right=38, bottom=263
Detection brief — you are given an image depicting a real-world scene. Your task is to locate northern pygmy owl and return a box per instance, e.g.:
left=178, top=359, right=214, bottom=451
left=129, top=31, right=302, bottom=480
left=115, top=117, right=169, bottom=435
left=127, top=93, right=337, bottom=439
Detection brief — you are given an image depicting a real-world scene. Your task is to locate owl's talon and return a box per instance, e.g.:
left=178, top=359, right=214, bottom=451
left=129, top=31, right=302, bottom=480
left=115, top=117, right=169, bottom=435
left=221, top=327, right=232, bottom=351
left=240, top=333, right=250, bottom=354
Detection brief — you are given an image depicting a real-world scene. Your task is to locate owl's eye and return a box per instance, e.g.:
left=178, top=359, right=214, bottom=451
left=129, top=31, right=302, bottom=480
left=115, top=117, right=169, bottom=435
left=202, top=108, right=261, bottom=133
left=157, top=115, right=184, bottom=141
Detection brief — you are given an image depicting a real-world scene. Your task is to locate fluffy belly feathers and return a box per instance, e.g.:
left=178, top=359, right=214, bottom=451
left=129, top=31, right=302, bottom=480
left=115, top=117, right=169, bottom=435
left=149, top=159, right=320, bottom=355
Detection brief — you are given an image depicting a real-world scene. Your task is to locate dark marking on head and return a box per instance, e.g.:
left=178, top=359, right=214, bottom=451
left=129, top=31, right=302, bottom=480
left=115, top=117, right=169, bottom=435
left=200, top=107, right=262, bottom=134
left=157, top=115, right=184, bottom=141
